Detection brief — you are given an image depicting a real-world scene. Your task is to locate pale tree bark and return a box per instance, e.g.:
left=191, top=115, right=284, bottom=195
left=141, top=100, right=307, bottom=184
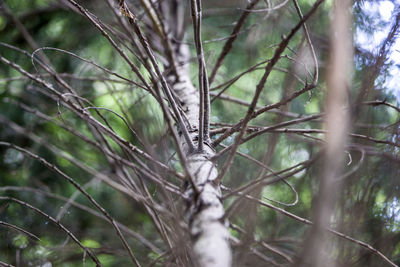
left=160, top=1, right=232, bottom=266
left=168, top=28, right=232, bottom=267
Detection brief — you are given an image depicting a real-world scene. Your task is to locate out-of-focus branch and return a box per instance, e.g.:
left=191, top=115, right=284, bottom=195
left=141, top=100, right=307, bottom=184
left=1, top=186, right=162, bottom=254
left=0, top=142, right=141, bottom=266
left=353, top=9, right=400, bottom=118
left=64, top=0, right=154, bottom=96
left=215, top=0, right=325, bottom=183
left=233, top=193, right=399, bottom=267
left=0, top=221, right=40, bottom=241
left=293, top=0, right=319, bottom=84
left=296, top=0, right=352, bottom=265
left=208, top=0, right=261, bottom=85
left=0, top=196, right=102, bottom=266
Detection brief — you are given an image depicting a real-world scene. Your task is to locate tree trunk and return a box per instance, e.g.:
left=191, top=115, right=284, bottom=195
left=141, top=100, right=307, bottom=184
left=168, top=41, right=232, bottom=267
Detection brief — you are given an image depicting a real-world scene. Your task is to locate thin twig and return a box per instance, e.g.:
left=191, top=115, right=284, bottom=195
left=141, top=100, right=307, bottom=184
left=231, top=193, right=398, bottom=267
left=208, top=0, right=261, bottom=85
left=0, top=142, right=141, bottom=267
left=190, top=0, right=211, bottom=148
left=0, top=197, right=102, bottom=266
left=0, top=221, right=41, bottom=241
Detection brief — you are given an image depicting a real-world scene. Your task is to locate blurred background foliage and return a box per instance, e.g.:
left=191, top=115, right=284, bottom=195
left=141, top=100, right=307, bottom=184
left=0, top=0, right=400, bottom=266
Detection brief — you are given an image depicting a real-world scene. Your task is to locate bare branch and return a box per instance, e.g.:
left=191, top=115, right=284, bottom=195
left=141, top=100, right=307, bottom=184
left=0, top=196, right=102, bottom=266
left=208, top=0, right=261, bottom=84
left=0, top=142, right=141, bottom=266
left=190, top=0, right=211, bottom=149
left=234, top=193, right=399, bottom=267
left=0, top=221, right=41, bottom=241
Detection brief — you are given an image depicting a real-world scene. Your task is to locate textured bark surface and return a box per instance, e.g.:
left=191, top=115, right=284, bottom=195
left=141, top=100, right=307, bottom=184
left=169, top=45, right=232, bottom=267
